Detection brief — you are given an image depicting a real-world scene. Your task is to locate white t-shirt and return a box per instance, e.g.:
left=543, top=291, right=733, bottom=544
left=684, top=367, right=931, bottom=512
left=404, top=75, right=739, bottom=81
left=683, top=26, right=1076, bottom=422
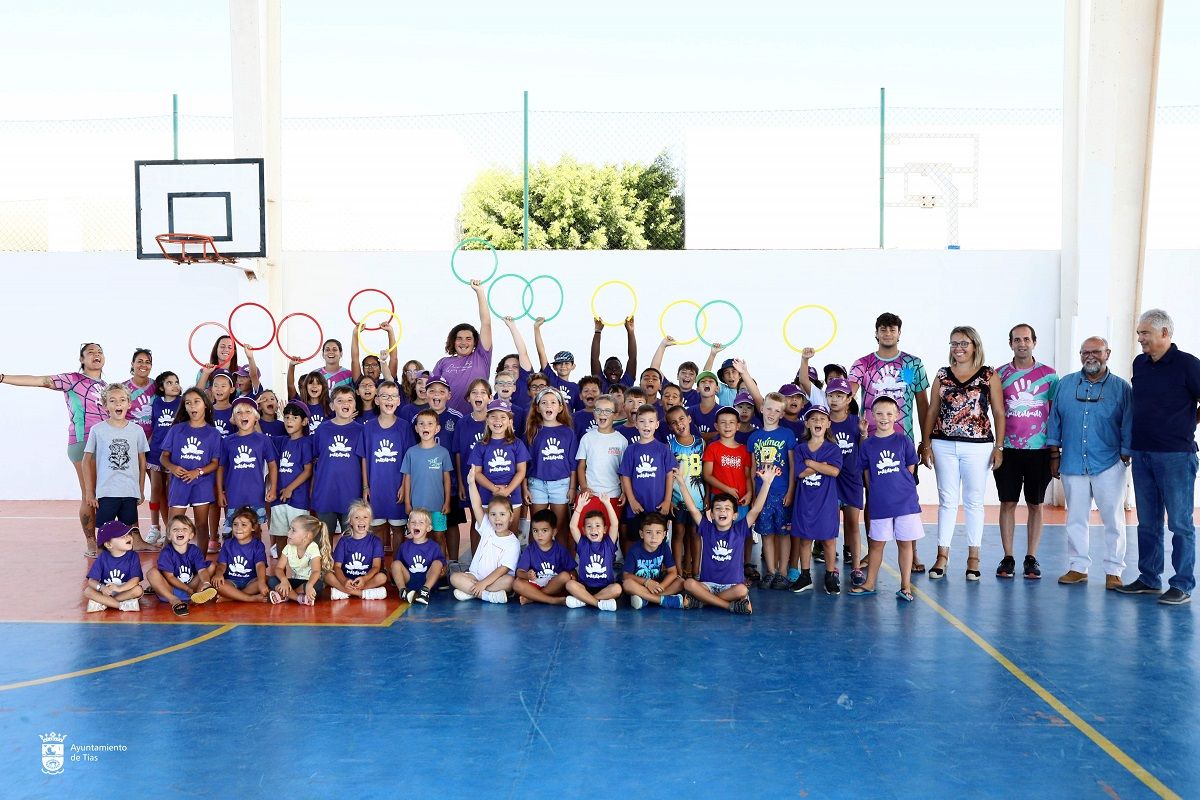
left=576, top=429, right=627, bottom=495
left=468, top=516, right=520, bottom=579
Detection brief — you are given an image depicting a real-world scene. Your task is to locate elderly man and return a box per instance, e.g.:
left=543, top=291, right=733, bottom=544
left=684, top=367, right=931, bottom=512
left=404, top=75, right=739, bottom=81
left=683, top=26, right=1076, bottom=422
left=1046, top=337, right=1131, bottom=589
left=1116, top=309, right=1200, bottom=605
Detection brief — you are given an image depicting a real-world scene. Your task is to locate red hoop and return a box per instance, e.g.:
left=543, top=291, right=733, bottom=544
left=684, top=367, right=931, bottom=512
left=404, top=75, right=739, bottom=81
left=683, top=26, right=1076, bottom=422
left=348, top=288, right=394, bottom=332
left=188, top=322, right=234, bottom=369
left=276, top=312, right=324, bottom=363
left=227, top=302, right=277, bottom=352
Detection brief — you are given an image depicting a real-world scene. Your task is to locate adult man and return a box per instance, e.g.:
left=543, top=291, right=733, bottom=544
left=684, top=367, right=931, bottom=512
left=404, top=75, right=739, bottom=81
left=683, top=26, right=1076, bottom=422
left=1117, top=309, right=1200, bottom=605
left=994, top=324, right=1059, bottom=580
left=1045, top=337, right=1131, bottom=589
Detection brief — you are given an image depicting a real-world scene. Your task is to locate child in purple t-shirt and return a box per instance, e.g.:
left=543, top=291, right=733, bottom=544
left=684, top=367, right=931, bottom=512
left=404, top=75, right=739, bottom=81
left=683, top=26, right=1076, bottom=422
left=213, top=507, right=269, bottom=602
left=271, top=402, right=315, bottom=557
left=513, top=509, right=576, bottom=606
left=160, top=387, right=222, bottom=554
left=618, top=405, right=676, bottom=549
left=327, top=500, right=388, bottom=601
left=790, top=405, right=844, bottom=596
left=217, top=396, right=278, bottom=527
left=466, top=399, right=530, bottom=516
left=676, top=465, right=777, bottom=615
left=851, top=396, right=923, bottom=601
left=146, top=514, right=217, bottom=616
left=390, top=508, right=447, bottom=606
left=622, top=512, right=692, bottom=609
left=311, top=386, right=366, bottom=534
left=84, top=520, right=145, bottom=612
left=564, top=490, right=622, bottom=611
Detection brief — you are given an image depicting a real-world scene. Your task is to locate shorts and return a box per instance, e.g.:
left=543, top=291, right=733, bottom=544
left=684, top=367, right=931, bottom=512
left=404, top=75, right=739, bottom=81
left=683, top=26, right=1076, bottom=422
left=96, top=496, right=138, bottom=527
left=371, top=518, right=407, bottom=528
left=268, top=575, right=326, bottom=594
left=270, top=503, right=308, bottom=537
left=529, top=477, right=571, bottom=505
left=582, top=581, right=613, bottom=595
left=671, top=505, right=697, bottom=531
left=227, top=506, right=267, bottom=527
left=446, top=504, right=466, bottom=526
left=67, top=440, right=86, bottom=464
left=431, top=511, right=448, bottom=532
left=754, top=497, right=788, bottom=535
left=316, top=511, right=352, bottom=535
left=868, top=513, right=925, bottom=542
left=158, top=586, right=191, bottom=603
left=701, top=581, right=736, bottom=594
left=225, top=574, right=254, bottom=590
left=736, top=506, right=748, bottom=523
left=993, top=448, right=1052, bottom=504
left=836, top=480, right=865, bottom=510
left=147, top=449, right=164, bottom=472
left=167, top=479, right=215, bottom=509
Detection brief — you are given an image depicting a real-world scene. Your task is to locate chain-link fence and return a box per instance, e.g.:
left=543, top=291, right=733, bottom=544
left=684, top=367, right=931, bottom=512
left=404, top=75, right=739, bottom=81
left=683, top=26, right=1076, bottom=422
left=1, top=102, right=1196, bottom=252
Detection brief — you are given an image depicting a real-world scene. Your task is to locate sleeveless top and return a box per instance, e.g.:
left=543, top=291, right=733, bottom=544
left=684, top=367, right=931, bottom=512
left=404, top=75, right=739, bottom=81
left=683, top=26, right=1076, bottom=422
left=931, top=366, right=995, bottom=442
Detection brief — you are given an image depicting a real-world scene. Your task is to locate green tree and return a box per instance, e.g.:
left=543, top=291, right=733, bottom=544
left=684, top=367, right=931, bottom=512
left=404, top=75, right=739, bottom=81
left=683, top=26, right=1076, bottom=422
left=459, top=154, right=683, bottom=250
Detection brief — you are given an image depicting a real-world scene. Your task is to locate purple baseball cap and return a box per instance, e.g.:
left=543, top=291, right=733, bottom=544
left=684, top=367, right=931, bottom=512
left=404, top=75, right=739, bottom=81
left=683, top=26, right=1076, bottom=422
left=802, top=404, right=831, bottom=420
left=486, top=398, right=513, bottom=414
left=425, top=375, right=450, bottom=392
left=733, top=391, right=755, bottom=407
left=232, top=395, right=259, bottom=411
left=778, top=383, right=803, bottom=397
left=210, top=368, right=235, bottom=386
left=826, top=378, right=853, bottom=396
left=96, top=520, right=132, bottom=547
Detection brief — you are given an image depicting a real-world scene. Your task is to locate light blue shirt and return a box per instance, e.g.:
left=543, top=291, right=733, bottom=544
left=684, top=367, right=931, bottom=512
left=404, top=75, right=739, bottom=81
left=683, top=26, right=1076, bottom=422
left=1045, top=370, right=1132, bottom=476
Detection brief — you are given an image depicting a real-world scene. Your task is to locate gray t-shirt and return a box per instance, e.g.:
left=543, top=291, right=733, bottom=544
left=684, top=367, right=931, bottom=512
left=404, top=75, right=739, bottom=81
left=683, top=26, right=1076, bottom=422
left=576, top=429, right=628, bottom=496
left=400, top=443, right=453, bottom=511
left=84, top=419, right=149, bottom=498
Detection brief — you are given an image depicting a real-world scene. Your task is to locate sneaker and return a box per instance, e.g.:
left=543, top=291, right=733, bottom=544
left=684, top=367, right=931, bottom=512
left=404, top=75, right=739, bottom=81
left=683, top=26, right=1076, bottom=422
left=813, top=549, right=825, bottom=564
left=843, top=546, right=853, bottom=565
left=791, top=571, right=813, bottom=594
left=404, top=589, right=418, bottom=604
left=86, top=600, right=106, bottom=613
left=744, top=563, right=761, bottom=583
left=190, top=586, right=217, bottom=604
left=565, top=596, right=585, bottom=609
left=483, top=590, right=508, bottom=604
left=1158, top=588, right=1192, bottom=605
left=145, top=524, right=162, bottom=544
left=681, top=592, right=703, bottom=609
left=361, top=587, right=387, bottom=600
left=630, top=595, right=645, bottom=610
left=660, top=594, right=683, bottom=609
left=597, top=599, right=618, bottom=612
left=413, top=587, right=431, bottom=605
left=118, top=599, right=140, bottom=612
left=770, top=572, right=790, bottom=590
left=330, top=589, right=351, bottom=600
left=728, top=598, right=753, bottom=615
left=850, top=568, right=866, bottom=587
left=1023, top=555, right=1042, bottom=580
left=270, top=544, right=278, bottom=560
left=1058, top=571, right=1088, bottom=585
left=758, top=571, right=775, bottom=590
left=453, top=589, right=474, bottom=602
left=996, top=555, right=1016, bottom=579
left=1115, top=579, right=1160, bottom=595
left=824, top=570, right=841, bottom=595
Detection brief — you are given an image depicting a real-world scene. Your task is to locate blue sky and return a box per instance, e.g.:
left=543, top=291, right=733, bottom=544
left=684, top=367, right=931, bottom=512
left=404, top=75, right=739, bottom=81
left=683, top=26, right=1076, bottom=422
left=0, top=1, right=1195, bottom=118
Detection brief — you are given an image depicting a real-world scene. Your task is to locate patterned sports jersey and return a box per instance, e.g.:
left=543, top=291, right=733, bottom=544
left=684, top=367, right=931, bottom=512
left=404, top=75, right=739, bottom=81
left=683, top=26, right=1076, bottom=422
left=996, top=362, right=1058, bottom=449
left=849, top=352, right=930, bottom=440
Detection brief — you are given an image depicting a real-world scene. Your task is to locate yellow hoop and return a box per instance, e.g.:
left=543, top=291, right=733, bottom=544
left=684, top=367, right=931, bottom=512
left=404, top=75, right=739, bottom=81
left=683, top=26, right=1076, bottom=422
left=658, top=299, right=709, bottom=345
left=782, top=304, right=838, bottom=354
left=590, top=280, right=638, bottom=327
left=356, top=308, right=403, bottom=355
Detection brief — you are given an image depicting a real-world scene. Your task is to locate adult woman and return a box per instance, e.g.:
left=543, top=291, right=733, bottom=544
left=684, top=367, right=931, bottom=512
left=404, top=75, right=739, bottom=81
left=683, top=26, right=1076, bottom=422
left=432, top=280, right=493, bottom=415
left=1, top=343, right=108, bottom=555
left=195, top=335, right=239, bottom=390
left=350, top=321, right=398, bottom=383
left=125, top=348, right=157, bottom=439
left=921, top=326, right=1005, bottom=580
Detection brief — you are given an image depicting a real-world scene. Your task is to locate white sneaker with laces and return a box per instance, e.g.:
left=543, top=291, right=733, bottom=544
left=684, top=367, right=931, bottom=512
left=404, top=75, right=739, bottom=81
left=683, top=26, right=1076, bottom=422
left=453, top=589, right=473, bottom=601
left=565, top=596, right=585, bottom=608
left=86, top=600, right=105, bottom=613
left=630, top=596, right=645, bottom=610
left=118, top=599, right=140, bottom=612
left=361, top=587, right=387, bottom=600
left=330, top=589, right=350, bottom=600
left=597, top=599, right=618, bottom=612
left=145, top=525, right=162, bottom=544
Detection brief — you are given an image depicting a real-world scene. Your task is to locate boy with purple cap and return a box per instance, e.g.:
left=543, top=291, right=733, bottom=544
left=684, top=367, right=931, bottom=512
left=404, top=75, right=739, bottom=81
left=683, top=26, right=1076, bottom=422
left=84, top=520, right=145, bottom=612
left=217, top=395, right=278, bottom=528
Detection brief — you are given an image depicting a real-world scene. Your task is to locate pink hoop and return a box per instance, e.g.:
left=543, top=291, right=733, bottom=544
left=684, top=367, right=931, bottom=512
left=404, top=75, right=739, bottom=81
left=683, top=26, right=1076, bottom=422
left=348, top=288, right=394, bottom=332
left=227, top=302, right=277, bottom=351
left=276, top=312, right=324, bottom=363
left=188, top=322, right=233, bottom=369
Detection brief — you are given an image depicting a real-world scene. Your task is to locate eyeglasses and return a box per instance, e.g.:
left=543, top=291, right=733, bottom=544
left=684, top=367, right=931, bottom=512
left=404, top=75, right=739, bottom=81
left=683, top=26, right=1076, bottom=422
left=594, top=408, right=616, bottom=415
left=1079, top=349, right=1106, bottom=357
left=404, top=369, right=421, bottom=377
left=1075, top=375, right=1109, bottom=402
left=495, top=380, right=515, bottom=387
left=949, top=340, right=972, bottom=349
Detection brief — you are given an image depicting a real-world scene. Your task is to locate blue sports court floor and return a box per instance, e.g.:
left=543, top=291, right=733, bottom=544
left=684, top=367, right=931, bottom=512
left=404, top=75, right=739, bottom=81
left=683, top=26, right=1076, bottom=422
left=0, top=502, right=1195, bottom=798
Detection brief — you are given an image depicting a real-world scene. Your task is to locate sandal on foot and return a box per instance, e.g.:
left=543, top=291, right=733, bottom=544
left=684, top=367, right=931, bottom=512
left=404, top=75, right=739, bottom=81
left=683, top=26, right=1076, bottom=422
left=911, top=562, right=927, bottom=574
left=190, top=586, right=217, bottom=605
left=298, top=593, right=315, bottom=606
left=849, top=587, right=876, bottom=596
left=269, top=590, right=284, bottom=605
left=172, top=602, right=190, bottom=617
left=896, top=589, right=914, bottom=602
left=928, top=563, right=947, bottom=580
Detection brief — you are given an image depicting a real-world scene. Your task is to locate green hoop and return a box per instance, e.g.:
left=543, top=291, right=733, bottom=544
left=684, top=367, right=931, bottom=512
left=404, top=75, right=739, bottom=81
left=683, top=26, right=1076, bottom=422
left=694, top=299, right=744, bottom=348
left=487, top=273, right=535, bottom=320
left=450, top=237, right=500, bottom=285
left=522, top=274, right=565, bottom=322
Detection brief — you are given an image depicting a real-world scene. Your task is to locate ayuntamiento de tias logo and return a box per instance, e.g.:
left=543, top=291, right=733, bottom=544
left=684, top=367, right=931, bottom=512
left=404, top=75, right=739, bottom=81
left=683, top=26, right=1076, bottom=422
left=40, top=732, right=66, bottom=775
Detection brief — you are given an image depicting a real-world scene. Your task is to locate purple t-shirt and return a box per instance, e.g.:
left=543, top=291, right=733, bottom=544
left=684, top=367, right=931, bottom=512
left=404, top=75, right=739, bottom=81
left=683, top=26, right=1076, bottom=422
left=792, top=439, right=843, bottom=540
left=861, top=432, right=921, bottom=520
left=51, top=371, right=105, bottom=446
left=529, top=425, right=578, bottom=481
left=456, top=414, right=489, bottom=487
left=211, top=405, right=234, bottom=439
left=829, top=415, right=864, bottom=507
left=333, top=533, right=385, bottom=577
left=156, top=543, right=210, bottom=583
left=87, top=549, right=143, bottom=584
left=625, top=540, right=675, bottom=580
left=619, top=439, right=675, bottom=517
left=434, top=344, right=493, bottom=416
left=572, top=410, right=597, bottom=441
left=691, top=402, right=720, bottom=437
left=576, top=535, right=619, bottom=587
left=305, top=402, right=328, bottom=434
left=260, top=418, right=286, bottom=438
left=517, top=540, right=575, bottom=581
left=220, top=431, right=277, bottom=509
left=467, top=438, right=530, bottom=505
left=161, top=423, right=222, bottom=490
left=124, top=378, right=157, bottom=438
left=312, top=421, right=365, bottom=515
left=698, top=518, right=749, bottom=585
left=273, top=435, right=315, bottom=509
left=397, top=538, right=446, bottom=588
left=542, top=365, right=583, bottom=412
left=432, top=408, right=462, bottom=454
left=359, top=418, right=412, bottom=521
left=218, top=537, right=267, bottom=583
left=618, top=425, right=641, bottom=444
left=148, top=396, right=182, bottom=457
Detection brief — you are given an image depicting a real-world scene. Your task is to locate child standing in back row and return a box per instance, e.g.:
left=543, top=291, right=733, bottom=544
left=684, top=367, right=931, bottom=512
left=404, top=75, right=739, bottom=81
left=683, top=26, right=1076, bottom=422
left=311, top=385, right=366, bottom=536
left=790, top=405, right=844, bottom=595
left=83, top=383, right=149, bottom=534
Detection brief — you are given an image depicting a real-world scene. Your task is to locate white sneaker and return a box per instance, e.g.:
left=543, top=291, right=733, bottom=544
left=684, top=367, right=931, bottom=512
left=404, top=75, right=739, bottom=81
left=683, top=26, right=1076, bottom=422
left=453, top=589, right=473, bottom=601
left=597, top=599, right=618, bottom=612
left=86, top=600, right=106, bottom=613
left=118, top=599, right=140, bottom=612
left=565, top=596, right=585, bottom=608
left=483, top=590, right=508, bottom=604
left=630, top=595, right=644, bottom=610
left=361, top=587, right=387, bottom=600
left=145, top=525, right=162, bottom=544
left=330, top=589, right=350, bottom=600
left=270, top=544, right=278, bottom=560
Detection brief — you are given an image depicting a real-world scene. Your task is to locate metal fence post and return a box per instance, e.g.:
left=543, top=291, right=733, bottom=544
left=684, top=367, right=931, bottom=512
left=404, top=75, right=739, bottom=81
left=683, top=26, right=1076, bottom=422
left=523, top=90, right=530, bottom=250
left=173, top=93, right=179, bottom=160
left=879, top=87, right=885, bottom=249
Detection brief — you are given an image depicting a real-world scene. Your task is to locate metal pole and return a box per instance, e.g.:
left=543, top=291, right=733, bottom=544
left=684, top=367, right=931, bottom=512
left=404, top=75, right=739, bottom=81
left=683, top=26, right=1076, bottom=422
left=523, top=90, right=530, bottom=250
left=878, top=87, right=885, bottom=248
left=172, top=93, right=179, bottom=159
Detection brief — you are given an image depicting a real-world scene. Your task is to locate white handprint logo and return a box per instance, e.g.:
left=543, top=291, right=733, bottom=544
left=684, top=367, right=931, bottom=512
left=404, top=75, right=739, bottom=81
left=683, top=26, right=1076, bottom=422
left=876, top=449, right=901, bottom=475
left=104, top=569, right=125, bottom=585
left=487, top=451, right=513, bottom=471
left=373, top=439, right=398, bottom=463
left=329, top=435, right=353, bottom=458
left=228, top=555, right=251, bottom=577
left=872, top=365, right=907, bottom=402
left=834, top=431, right=854, bottom=454
left=537, top=561, right=556, bottom=579
left=179, top=436, right=204, bottom=461
left=584, top=552, right=608, bottom=580
left=635, top=453, right=657, bottom=478
left=233, top=444, right=256, bottom=469
left=156, top=408, right=174, bottom=427
left=802, top=472, right=823, bottom=487
left=1006, top=378, right=1044, bottom=417
left=410, top=554, right=428, bottom=574
left=178, top=566, right=193, bottom=584
left=279, top=452, right=295, bottom=471
left=541, top=437, right=565, bottom=462
left=711, top=539, right=734, bottom=562
left=345, top=553, right=369, bottom=575
left=308, top=417, right=323, bottom=432
left=214, top=419, right=230, bottom=437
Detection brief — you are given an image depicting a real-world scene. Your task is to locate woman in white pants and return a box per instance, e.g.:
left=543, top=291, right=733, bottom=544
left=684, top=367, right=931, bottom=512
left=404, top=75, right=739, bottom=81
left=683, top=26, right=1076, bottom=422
left=921, top=326, right=1005, bottom=580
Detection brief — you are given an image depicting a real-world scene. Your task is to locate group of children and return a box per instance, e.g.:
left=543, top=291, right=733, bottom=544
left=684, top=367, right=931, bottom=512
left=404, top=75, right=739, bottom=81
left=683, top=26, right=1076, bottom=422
left=82, top=309, right=927, bottom=616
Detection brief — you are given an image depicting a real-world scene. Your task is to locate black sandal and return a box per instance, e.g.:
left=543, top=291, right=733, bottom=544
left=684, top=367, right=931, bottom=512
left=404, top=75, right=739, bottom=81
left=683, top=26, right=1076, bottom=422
left=928, top=562, right=947, bottom=580
left=172, top=602, right=190, bottom=617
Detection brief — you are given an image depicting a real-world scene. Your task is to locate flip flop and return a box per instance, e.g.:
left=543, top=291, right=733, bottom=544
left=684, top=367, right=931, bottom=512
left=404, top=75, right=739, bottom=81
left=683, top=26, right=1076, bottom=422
left=172, top=602, right=190, bottom=617
left=849, top=587, right=876, bottom=596
left=83, top=550, right=97, bottom=559
left=896, top=589, right=914, bottom=602
left=269, top=590, right=284, bottom=605
left=190, top=586, right=217, bottom=605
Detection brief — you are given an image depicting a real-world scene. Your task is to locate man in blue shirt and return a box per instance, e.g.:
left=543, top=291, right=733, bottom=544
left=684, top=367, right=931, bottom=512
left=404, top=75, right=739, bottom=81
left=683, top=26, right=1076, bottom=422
left=1046, top=337, right=1131, bottom=589
left=1117, top=309, right=1200, bottom=605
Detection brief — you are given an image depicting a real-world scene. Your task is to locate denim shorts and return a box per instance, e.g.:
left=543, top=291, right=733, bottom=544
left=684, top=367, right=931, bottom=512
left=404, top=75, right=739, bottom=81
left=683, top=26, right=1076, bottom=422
left=529, top=477, right=571, bottom=504
left=702, top=581, right=736, bottom=593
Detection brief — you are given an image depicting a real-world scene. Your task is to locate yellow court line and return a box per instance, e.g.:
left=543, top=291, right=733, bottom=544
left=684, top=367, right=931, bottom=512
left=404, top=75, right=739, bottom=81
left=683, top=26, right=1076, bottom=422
left=885, top=565, right=1180, bottom=800
left=0, top=624, right=238, bottom=693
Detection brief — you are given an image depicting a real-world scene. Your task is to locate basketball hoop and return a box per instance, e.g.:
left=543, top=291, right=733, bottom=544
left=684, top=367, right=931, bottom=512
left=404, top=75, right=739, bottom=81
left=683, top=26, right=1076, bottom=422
left=155, top=233, right=238, bottom=265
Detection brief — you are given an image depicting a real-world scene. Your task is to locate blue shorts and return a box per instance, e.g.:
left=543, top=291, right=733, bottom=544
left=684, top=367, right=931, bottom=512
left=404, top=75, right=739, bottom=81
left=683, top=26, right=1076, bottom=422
left=755, top=497, right=789, bottom=535
left=225, top=574, right=253, bottom=590
left=167, top=477, right=215, bottom=509
left=672, top=504, right=696, bottom=531
left=226, top=506, right=267, bottom=526
left=97, top=496, right=139, bottom=527
left=529, top=477, right=571, bottom=504
left=736, top=506, right=749, bottom=523
left=158, top=586, right=191, bottom=603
